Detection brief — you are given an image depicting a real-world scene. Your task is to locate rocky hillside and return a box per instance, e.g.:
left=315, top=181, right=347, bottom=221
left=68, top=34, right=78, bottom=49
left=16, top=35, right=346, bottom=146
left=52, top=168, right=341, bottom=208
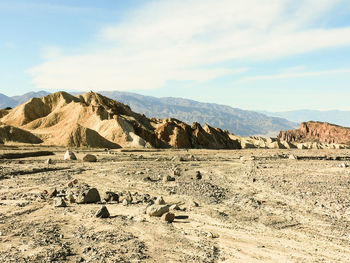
left=0, top=90, right=297, bottom=137
left=0, top=91, right=242, bottom=149
left=278, top=121, right=350, bottom=145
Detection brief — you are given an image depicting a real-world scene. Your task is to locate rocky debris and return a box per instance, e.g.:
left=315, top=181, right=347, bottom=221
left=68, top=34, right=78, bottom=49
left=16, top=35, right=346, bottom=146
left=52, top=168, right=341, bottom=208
left=189, top=200, right=199, bottom=207
left=155, top=196, right=166, bottom=205
left=95, top=206, right=110, bottom=218
left=278, top=121, right=350, bottom=146
left=46, top=158, right=53, bottom=165
left=146, top=204, right=170, bottom=217
left=169, top=204, right=180, bottom=210
left=83, top=154, right=97, bottom=162
left=173, top=167, right=181, bottom=176
left=77, top=188, right=101, bottom=204
left=289, top=154, right=298, bottom=160
left=122, top=199, right=129, bottom=206
left=163, top=175, right=175, bottom=182
left=64, top=150, right=77, bottom=161
left=340, top=163, right=348, bottom=168
left=49, top=188, right=58, bottom=198
left=102, top=191, right=119, bottom=203
left=54, top=197, right=67, bottom=207
left=195, top=171, right=202, bottom=180
left=67, top=194, right=75, bottom=203
left=161, top=212, right=175, bottom=223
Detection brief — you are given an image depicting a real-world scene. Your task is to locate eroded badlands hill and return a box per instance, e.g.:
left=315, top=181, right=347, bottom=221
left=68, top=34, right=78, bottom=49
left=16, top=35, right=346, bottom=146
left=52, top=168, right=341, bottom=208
left=0, top=91, right=241, bottom=149
left=278, top=121, right=350, bottom=145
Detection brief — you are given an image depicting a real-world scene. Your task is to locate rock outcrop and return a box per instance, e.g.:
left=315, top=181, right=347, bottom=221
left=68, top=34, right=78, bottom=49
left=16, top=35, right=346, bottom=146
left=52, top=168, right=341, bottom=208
left=278, top=121, right=350, bottom=146
left=0, top=91, right=242, bottom=149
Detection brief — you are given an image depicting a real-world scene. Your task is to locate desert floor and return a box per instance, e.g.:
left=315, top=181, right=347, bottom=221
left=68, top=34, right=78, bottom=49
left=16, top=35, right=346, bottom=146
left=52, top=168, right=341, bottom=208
left=1, top=146, right=350, bottom=262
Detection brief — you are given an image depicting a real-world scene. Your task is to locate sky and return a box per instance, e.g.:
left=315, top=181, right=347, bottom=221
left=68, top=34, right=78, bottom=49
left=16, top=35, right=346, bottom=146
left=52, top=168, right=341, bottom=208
left=0, top=0, right=350, bottom=111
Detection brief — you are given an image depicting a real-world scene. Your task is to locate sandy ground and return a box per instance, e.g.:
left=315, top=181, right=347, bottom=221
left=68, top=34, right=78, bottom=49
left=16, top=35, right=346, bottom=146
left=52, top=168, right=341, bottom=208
left=1, top=146, right=350, bottom=262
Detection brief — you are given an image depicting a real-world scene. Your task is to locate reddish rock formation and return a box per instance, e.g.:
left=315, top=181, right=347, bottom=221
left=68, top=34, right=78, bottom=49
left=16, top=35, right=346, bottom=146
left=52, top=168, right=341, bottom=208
left=278, top=121, right=350, bottom=145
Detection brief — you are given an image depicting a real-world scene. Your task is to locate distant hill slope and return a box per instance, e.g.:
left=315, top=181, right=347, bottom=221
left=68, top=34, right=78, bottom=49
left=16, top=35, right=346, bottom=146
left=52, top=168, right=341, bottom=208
left=0, top=93, right=17, bottom=109
left=99, top=91, right=297, bottom=136
left=262, top=110, right=350, bottom=128
left=0, top=90, right=297, bottom=136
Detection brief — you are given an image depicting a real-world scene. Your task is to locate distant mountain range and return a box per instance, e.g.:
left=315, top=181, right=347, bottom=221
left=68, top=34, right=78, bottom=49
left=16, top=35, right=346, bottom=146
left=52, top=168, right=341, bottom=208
left=261, top=110, right=350, bottom=128
left=0, top=90, right=297, bottom=136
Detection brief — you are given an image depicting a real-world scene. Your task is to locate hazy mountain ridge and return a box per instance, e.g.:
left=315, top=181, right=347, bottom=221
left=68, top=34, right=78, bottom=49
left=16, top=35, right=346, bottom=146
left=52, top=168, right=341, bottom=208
left=262, top=110, right=350, bottom=128
left=99, top=91, right=297, bottom=136
left=0, top=90, right=297, bottom=136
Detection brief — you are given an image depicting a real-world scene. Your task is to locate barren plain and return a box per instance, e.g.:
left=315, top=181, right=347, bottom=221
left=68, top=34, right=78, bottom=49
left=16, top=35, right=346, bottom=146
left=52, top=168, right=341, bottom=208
left=1, top=146, right=350, bottom=262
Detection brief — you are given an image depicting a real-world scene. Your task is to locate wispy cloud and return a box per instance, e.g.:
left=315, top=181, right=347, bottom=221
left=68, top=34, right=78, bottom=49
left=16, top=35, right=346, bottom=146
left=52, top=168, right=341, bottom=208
left=28, top=0, right=350, bottom=91
left=241, top=69, right=350, bottom=82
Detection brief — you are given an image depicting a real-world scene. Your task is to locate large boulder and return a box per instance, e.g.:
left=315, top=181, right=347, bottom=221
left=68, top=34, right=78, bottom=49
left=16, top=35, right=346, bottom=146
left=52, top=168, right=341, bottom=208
left=77, top=188, right=101, bottom=204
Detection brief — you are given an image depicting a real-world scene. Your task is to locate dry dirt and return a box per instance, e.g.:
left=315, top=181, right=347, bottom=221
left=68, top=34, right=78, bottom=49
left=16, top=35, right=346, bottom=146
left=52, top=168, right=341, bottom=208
left=1, top=146, right=350, bottom=262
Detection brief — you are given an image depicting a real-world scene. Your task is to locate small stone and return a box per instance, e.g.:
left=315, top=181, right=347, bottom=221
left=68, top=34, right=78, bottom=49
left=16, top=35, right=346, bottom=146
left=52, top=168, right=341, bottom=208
left=173, top=168, right=181, bottom=176
left=163, top=175, right=175, bottom=182
left=340, top=163, right=348, bottom=168
left=67, top=194, right=75, bottom=203
left=146, top=204, right=169, bottom=217
left=155, top=196, right=166, bottom=205
left=161, top=212, right=175, bottom=223
left=64, top=150, right=77, bottom=161
left=54, top=197, right=67, bottom=207
left=195, top=171, right=202, bottom=180
left=46, top=158, right=53, bottom=165
left=95, top=206, right=110, bottom=218
left=83, top=154, right=97, bottom=162
left=289, top=154, right=298, bottom=160
left=49, top=188, right=58, bottom=198
left=122, top=199, right=129, bottom=206
left=189, top=200, right=199, bottom=207
left=102, top=191, right=119, bottom=203
left=67, top=181, right=73, bottom=188
left=169, top=204, right=180, bottom=210
left=72, top=179, right=78, bottom=185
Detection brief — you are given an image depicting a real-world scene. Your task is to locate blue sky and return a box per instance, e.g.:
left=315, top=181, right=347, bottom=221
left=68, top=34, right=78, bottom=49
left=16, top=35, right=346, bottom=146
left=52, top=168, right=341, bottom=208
left=1, top=0, right=350, bottom=111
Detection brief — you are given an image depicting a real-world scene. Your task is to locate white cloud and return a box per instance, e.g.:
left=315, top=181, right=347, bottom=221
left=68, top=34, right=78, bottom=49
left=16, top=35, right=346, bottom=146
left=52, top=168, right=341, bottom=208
left=240, top=69, right=350, bottom=81
left=28, top=0, right=350, bottom=91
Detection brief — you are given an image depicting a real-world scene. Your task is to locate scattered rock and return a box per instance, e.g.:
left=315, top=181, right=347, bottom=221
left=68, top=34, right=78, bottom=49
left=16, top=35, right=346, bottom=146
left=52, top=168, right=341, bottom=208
left=162, top=212, right=175, bottom=223
left=163, top=175, right=175, bottom=182
left=67, top=194, right=75, bottom=203
left=169, top=204, right=180, bottom=210
left=64, top=150, right=77, bottom=161
left=67, top=181, right=73, bottom=188
left=289, top=154, right=298, bottom=160
left=46, top=158, right=53, bottom=165
left=173, top=168, right=181, bottom=176
left=49, top=188, right=58, bottom=198
left=76, top=188, right=101, bottom=204
left=122, top=199, right=129, bottom=206
left=102, top=191, right=119, bottom=202
left=195, top=171, right=202, bottom=180
left=83, top=154, right=97, bottom=162
left=189, top=200, right=199, bottom=207
left=54, top=197, right=67, bottom=207
left=95, top=206, right=110, bottom=218
left=155, top=196, right=166, bottom=205
left=146, top=204, right=169, bottom=217
left=340, top=162, right=348, bottom=168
